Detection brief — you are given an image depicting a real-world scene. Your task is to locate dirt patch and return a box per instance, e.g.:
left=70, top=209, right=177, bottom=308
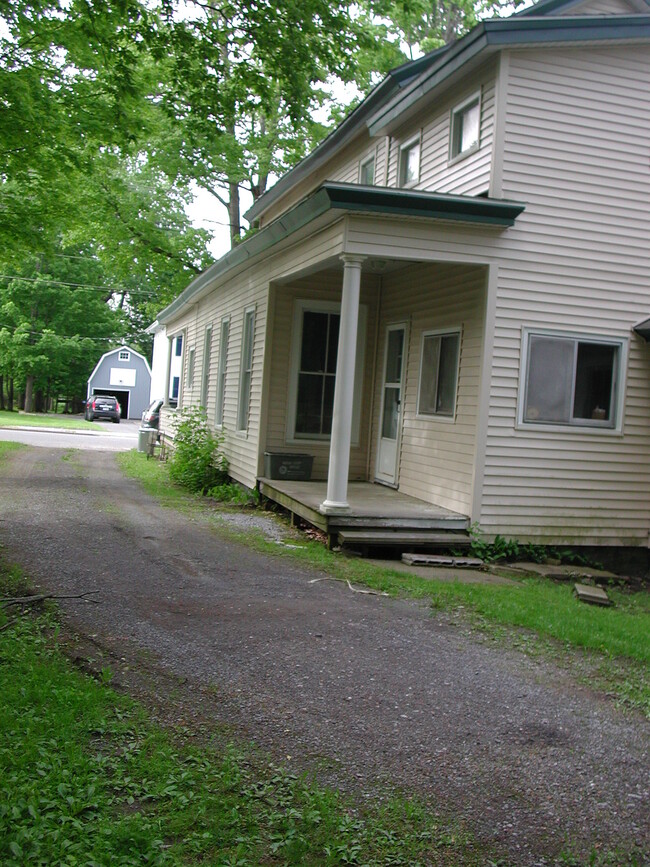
left=1, top=446, right=648, bottom=866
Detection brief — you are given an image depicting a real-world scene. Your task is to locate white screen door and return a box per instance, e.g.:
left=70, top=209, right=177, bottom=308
left=375, top=324, right=406, bottom=486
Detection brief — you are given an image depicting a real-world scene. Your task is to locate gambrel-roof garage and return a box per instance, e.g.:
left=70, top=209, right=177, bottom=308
left=87, top=346, right=152, bottom=420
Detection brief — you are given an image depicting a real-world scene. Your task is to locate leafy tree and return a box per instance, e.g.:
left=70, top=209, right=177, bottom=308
left=0, top=250, right=125, bottom=410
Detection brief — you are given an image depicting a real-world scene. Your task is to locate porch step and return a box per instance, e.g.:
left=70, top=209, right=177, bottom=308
left=336, top=529, right=471, bottom=549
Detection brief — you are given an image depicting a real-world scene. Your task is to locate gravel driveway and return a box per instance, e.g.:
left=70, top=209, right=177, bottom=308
left=1, top=446, right=648, bottom=865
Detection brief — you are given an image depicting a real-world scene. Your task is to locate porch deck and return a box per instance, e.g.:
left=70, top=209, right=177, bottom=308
left=258, top=478, right=470, bottom=549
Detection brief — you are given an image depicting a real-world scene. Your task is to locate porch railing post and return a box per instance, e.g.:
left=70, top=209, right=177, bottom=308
left=163, top=333, right=172, bottom=407
left=320, top=254, right=365, bottom=514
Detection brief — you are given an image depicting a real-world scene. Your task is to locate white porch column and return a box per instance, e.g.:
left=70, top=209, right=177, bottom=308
left=320, top=254, right=365, bottom=514
left=163, top=334, right=172, bottom=407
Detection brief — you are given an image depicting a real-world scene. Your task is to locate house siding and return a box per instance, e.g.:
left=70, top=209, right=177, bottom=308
left=160, top=221, right=347, bottom=488
left=370, top=263, right=487, bottom=516
left=258, top=138, right=390, bottom=228
left=478, top=45, right=650, bottom=544
left=264, top=271, right=380, bottom=481
left=386, top=61, right=496, bottom=197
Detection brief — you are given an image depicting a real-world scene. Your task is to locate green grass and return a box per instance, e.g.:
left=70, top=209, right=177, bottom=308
left=0, top=562, right=479, bottom=866
left=118, top=452, right=650, bottom=716
left=0, top=410, right=97, bottom=430
left=0, top=441, right=25, bottom=459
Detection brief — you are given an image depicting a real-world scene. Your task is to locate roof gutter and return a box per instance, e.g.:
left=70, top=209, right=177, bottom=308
left=157, top=182, right=525, bottom=325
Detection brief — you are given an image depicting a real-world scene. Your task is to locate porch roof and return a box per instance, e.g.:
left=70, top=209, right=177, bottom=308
left=156, top=182, right=525, bottom=325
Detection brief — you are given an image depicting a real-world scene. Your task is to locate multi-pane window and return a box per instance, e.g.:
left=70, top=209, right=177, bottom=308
left=215, top=317, right=229, bottom=426
left=450, top=94, right=480, bottom=160
left=237, top=308, right=255, bottom=431
left=295, top=310, right=340, bottom=437
left=359, top=155, right=375, bottom=185
left=119, top=350, right=130, bottom=361
left=417, top=330, right=460, bottom=418
left=522, top=332, right=623, bottom=428
left=399, top=136, right=420, bottom=186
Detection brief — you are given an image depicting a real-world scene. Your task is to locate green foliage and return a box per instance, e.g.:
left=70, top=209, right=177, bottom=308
left=168, top=407, right=229, bottom=494
left=207, top=482, right=260, bottom=506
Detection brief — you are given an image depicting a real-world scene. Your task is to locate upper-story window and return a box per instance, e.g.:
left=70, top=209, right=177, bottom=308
left=449, top=93, right=480, bottom=161
left=398, top=134, right=421, bottom=187
left=359, top=154, right=375, bottom=185
left=118, top=350, right=130, bottom=361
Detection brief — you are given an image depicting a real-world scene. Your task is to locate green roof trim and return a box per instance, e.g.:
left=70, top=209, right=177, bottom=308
left=157, top=183, right=525, bottom=324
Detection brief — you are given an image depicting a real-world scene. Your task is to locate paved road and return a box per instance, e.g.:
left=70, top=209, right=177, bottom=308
left=0, top=446, right=647, bottom=865
left=0, top=419, right=139, bottom=450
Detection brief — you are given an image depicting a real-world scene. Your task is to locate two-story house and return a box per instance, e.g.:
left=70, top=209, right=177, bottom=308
left=150, top=0, right=650, bottom=558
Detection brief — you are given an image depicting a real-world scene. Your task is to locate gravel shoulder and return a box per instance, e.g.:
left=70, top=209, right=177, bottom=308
left=1, top=446, right=648, bottom=865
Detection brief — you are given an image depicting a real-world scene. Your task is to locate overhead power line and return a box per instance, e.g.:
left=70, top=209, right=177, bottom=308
left=0, top=273, right=160, bottom=296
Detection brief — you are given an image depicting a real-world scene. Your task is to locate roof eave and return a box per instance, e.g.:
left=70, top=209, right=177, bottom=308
left=368, top=16, right=650, bottom=135
left=157, top=183, right=525, bottom=325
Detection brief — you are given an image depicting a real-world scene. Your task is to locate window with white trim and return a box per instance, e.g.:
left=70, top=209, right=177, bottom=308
left=521, top=331, right=624, bottom=428
left=187, top=347, right=195, bottom=390
left=288, top=301, right=366, bottom=442
left=118, top=349, right=130, bottom=361
left=450, top=93, right=480, bottom=161
left=237, top=308, right=255, bottom=431
left=200, top=325, right=212, bottom=408
left=399, top=135, right=420, bottom=187
left=417, top=329, right=461, bottom=418
left=359, top=154, right=375, bottom=185
left=215, top=317, right=229, bottom=426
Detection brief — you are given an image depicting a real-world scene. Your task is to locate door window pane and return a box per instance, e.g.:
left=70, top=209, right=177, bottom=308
left=382, top=386, right=400, bottom=439
left=385, top=329, right=404, bottom=384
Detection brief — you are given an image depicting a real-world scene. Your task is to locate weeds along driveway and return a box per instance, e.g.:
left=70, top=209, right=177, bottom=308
left=1, top=446, right=648, bottom=865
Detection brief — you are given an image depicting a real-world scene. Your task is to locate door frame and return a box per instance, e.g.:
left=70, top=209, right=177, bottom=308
left=374, top=320, right=408, bottom=487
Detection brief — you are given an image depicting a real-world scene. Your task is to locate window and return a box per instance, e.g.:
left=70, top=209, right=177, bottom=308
left=171, top=376, right=180, bottom=402
left=187, top=347, right=195, bottom=389
left=215, top=317, right=229, bottom=426
left=237, top=308, right=255, bottom=431
left=399, top=135, right=420, bottom=187
left=417, top=330, right=461, bottom=418
left=450, top=93, right=480, bottom=161
left=521, top=331, right=624, bottom=429
left=175, top=336, right=183, bottom=356
left=288, top=301, right=366, bottom=442
left=118, top=349, right=130, bottom=361
left=359, top=154, right=375, bottom=185
left=200, top=325, right=212, bottom=408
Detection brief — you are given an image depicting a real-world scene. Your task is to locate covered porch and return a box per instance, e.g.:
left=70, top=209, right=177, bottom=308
left=258, top=477, right=470, bottom=550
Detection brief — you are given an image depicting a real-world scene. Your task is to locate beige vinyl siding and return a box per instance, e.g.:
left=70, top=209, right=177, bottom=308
left=264, top=272, right=380, bottom=480
left=370, top=263, right=486, bottom=516
left=386, top=62, right=496, bottom=196
left=160, top=220, right=347, bottom=488
left=478, top=45, right=650, bottom=544
left=560, top=0, right=638, bottom=13
left=258, top=138, right=390, bottom=228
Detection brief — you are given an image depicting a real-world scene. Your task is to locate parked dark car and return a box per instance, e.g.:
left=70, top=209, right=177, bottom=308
left=141, top=398, right=163, bottom=429
left=85, top=395, right=121, bottom=423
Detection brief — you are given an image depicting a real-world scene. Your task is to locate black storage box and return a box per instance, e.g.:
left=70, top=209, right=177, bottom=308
left=264, top=452, right=314, bottom=481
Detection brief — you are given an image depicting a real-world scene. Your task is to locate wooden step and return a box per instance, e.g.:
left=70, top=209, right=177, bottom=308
left=337, top=529, right=471, bottom=548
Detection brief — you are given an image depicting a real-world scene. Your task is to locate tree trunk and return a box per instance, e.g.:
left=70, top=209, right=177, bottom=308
left=35, top=389, right=45, bottom=413
left=0, top=375, right=4, bottom=411
left=24, top=375, right=34, bottom=413
left=8, top=378, right=14, bottom=412
left=228, top=181, right=241, bottom=246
